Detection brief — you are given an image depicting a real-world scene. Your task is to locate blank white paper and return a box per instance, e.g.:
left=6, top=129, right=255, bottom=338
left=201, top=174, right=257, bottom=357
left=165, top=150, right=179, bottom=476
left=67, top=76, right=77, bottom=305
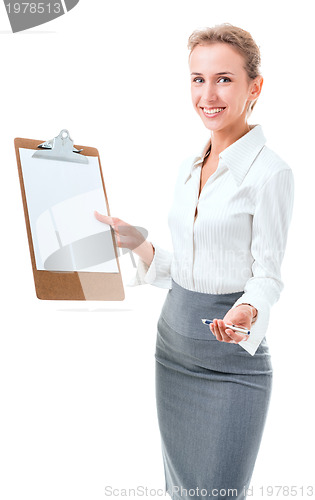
left=19, top=147, right=119, bottom=273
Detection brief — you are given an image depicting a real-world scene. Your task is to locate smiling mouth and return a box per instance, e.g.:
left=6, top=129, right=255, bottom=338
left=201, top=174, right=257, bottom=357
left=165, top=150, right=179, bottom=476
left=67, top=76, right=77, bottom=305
left=202, top=107, right=226, bottom=116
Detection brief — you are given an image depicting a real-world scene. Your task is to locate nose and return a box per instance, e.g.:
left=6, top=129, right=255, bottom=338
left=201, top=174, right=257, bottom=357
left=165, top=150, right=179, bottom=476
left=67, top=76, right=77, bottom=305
left=202, top=81, right=218, bottom=103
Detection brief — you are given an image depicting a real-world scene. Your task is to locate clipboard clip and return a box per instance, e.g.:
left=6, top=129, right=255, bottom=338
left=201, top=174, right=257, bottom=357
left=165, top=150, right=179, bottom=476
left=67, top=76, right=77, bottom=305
left=32, top=129, right=88, bottom=164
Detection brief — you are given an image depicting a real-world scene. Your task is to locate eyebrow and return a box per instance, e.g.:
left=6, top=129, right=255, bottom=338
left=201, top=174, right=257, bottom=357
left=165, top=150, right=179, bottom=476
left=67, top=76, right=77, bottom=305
left=190, top=71, right=235, bottom=76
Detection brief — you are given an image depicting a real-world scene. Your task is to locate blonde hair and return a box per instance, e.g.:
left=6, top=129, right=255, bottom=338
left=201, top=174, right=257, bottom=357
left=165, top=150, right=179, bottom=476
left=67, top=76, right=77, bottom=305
left=187, top=23, right=262, bottom=116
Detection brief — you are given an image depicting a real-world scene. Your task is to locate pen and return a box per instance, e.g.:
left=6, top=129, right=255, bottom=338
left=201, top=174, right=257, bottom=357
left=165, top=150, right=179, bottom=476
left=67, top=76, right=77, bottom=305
left=201, top=319, right=250, bottom=335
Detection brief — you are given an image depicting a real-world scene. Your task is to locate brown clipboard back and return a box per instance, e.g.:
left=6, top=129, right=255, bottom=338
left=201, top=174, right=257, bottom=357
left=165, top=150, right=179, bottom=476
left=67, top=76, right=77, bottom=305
left=15, top=137, right=125, bottom=301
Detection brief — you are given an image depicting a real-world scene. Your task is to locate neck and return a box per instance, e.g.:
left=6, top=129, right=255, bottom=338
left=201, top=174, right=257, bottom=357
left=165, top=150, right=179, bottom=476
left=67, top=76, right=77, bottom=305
left=208, top=122, right=251, bottom=158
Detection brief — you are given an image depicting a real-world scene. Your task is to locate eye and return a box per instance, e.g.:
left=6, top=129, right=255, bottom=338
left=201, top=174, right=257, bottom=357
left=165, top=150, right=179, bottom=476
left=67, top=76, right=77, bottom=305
left=218, top=77, right=231, bottom=83
left=193, top=77, right=204, bottom=83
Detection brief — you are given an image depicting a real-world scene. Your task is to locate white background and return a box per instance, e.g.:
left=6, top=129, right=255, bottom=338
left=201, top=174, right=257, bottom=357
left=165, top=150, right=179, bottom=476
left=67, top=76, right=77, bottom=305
left=0, top=1, right=314, bottom=499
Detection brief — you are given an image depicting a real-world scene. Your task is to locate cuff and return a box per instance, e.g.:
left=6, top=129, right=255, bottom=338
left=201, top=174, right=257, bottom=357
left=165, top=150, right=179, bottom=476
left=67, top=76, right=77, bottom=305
left=126, top=242, right=173, bottom=289
left=231, top=293, right=271, bottom=356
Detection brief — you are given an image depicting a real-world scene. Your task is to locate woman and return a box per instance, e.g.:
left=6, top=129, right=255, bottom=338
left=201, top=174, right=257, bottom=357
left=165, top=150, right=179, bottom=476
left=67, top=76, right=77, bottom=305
left=95, top=24, right=294, bottom=500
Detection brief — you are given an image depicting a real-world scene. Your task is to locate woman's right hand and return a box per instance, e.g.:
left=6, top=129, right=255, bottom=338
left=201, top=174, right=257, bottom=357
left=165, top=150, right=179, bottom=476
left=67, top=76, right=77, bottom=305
left=94, top=211, right=146, bottom=252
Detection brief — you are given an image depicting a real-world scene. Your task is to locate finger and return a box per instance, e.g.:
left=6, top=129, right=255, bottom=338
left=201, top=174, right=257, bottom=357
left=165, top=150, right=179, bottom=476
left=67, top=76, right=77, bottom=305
left=94, top=213, right=121, bottom=227
left=212, top=318, right=223, bottom=342
left=113, top=233, right=130, bottom=248
left=212, top=320, right=235, bottom=343
left=218, top=319, right=234, bottom=343
left=94, top=213, right=122, bottom=244
left=212, top=319, right=221, bottom=341
left=224, top=329, right=237, bottom=343
left=225, top=329, right=249, bottom=343
left=94, top=212, right=127, bottom=236
left=111, top=228, right=128, bottom=247
left=94, top=211, right=114, bottom=225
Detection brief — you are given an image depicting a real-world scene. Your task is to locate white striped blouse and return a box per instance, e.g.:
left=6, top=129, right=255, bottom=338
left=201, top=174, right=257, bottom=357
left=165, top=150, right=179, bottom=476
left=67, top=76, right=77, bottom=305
left=127, top=124, right=295, bottom=356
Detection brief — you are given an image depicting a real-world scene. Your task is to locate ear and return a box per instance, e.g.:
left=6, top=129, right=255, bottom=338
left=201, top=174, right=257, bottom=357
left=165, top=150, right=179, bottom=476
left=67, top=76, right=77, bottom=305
left=249, top=75, right=263, bottom=101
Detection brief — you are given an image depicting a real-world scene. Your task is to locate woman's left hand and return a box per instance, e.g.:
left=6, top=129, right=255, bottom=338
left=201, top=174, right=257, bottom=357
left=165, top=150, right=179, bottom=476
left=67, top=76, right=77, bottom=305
left=209, top=304, right=256, bottom=344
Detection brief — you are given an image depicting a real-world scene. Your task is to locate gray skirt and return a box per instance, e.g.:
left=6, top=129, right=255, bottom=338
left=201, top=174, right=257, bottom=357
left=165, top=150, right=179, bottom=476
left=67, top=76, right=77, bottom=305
left=155, top=279, right=273, bottom=500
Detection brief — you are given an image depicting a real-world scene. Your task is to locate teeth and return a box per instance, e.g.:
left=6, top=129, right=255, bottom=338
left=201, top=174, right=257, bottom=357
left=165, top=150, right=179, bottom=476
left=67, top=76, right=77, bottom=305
left=203, top=107, right=225, bottom=115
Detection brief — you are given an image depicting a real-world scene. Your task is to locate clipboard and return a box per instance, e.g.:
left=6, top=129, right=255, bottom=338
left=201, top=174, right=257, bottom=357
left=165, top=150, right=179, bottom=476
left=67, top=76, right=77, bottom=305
left=15, top=129, right=125, bottom=301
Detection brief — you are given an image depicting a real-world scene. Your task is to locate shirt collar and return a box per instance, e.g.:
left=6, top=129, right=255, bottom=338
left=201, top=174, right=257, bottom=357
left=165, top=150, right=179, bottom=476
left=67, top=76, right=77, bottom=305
left=184, top=124, right=266, bottom=186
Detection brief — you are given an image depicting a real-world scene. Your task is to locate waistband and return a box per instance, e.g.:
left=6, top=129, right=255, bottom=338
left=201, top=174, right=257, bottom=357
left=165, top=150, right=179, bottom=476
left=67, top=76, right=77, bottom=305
left=159, top=278, right=244, bottom=340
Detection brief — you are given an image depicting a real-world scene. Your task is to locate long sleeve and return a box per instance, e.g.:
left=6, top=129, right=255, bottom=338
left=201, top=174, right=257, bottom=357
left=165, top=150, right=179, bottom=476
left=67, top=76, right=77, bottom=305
left=126, top=241, right=173, bottom=289
left=231, top=167, right=295, bottom=355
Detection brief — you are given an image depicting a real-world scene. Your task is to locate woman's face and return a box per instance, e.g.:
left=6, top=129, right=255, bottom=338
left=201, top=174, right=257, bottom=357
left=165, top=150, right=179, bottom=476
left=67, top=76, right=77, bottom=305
left=189, top=43, right=261, bottom=132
